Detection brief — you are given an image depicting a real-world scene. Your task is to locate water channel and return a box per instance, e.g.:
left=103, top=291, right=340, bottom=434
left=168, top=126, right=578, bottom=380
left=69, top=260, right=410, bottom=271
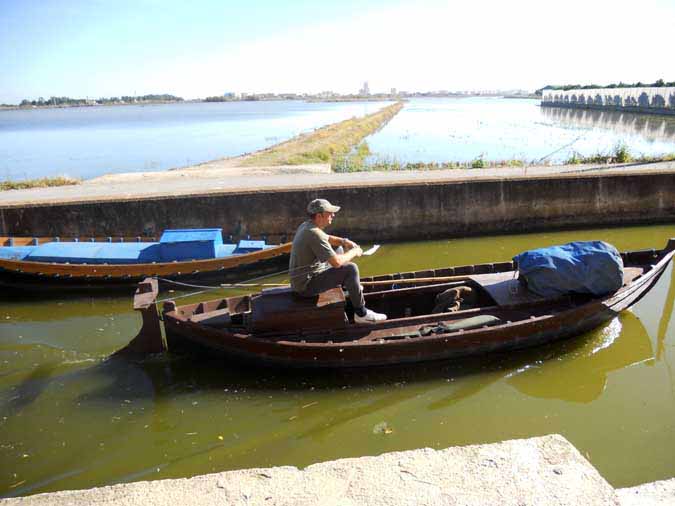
left=1, top=224, right=674, bottom=497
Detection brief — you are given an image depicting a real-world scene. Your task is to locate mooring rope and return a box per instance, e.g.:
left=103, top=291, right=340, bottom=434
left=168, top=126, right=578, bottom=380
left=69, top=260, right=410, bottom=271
left=152, top=244, right=378, bottom=304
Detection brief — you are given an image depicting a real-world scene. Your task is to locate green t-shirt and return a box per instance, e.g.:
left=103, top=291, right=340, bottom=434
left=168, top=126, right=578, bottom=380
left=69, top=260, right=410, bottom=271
left=289, top=220, right=335, bottom=292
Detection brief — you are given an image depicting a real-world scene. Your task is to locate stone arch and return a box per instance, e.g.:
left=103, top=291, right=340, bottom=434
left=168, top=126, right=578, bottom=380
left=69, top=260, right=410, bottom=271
left=613, top=95, right=622, bottom=106
left=594, top=94, right=603, bottom=106
left=651, top=93, right=666, bottom=108
left=638, top=92, right=650, bottom=107
left=669, top=93, right=675, bottom=108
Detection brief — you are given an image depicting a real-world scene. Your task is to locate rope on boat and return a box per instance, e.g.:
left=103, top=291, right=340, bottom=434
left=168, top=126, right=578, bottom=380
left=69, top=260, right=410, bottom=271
left=153, top=267, right=294, bottom=303
left=155, top=277, right=224, bottom=290
left=152, top=243, right=381, bottom=303
left=156, top=289, right=216, bottom=304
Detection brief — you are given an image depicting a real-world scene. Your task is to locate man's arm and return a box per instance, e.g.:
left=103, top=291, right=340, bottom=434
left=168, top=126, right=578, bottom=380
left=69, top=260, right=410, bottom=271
left=327, top=246, right=363, bottom=268
left=327, top=235, right=358, bottom=250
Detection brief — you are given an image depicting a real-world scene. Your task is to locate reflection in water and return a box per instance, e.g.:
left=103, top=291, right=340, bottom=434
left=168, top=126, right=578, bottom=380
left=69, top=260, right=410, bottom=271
left=541, top=106, right=675, bottom=143
left=657, top=266, right=675, bottom=360
left=506, top=313, right=653, bottom=403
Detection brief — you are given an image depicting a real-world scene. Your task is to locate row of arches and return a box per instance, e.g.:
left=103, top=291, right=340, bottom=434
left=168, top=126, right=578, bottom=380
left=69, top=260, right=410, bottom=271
left=542, top=87, right=675, bottom=111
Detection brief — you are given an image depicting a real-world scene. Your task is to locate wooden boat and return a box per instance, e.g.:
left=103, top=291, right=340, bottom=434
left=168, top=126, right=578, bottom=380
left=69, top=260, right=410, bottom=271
left=124, top=239, right=675, bottom=367
left=0, top=228, right=291, bottom=294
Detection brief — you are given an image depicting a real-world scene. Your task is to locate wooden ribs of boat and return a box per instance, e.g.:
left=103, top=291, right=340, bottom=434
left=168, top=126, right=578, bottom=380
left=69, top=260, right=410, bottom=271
left=126, top=238, right=675, bottom=368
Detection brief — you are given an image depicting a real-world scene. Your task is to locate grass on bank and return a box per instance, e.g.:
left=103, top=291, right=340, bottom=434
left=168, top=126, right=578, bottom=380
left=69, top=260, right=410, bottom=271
left=334, top=143, right=675, bottom=173
left=564, top=143, right=675, bottom=165
left=240, top=102, right=404, bottom=167
left=0, top=176, right=81, bottom=191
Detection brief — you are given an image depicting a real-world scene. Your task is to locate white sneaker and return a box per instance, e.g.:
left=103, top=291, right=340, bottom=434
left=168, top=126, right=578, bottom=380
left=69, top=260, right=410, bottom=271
left=354, top=308, right=387, bottom=324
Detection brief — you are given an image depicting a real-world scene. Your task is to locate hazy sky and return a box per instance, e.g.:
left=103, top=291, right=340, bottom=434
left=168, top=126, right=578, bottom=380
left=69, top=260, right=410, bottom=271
left=1, top=0, right=673, bottom=103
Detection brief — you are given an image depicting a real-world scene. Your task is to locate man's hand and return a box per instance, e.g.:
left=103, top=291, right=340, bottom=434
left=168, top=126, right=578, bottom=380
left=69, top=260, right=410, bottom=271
left=328, top=245, right=363, bottom=268
left=343, top=238, right=359, bottom=250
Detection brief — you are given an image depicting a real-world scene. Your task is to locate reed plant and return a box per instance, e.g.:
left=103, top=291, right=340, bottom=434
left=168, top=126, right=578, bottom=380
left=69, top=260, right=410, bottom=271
left=561, top=143, right=675, bottom=165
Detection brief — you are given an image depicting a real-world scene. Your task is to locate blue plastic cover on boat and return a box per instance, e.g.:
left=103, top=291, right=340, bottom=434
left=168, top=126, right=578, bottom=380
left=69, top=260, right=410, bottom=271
left=0, top=246, right=35, bottom=261
left=25, top=243, right=159, bottom=264
left=234, top=239, right=266, bottom=254
left=159, top=229, right=223, bottom=261
left=1, top=229, right=269, bottom=265
left=513, top=241, right=624, bottom=297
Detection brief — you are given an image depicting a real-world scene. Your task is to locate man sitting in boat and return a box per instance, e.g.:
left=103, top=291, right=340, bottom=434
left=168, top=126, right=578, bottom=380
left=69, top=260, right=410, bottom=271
left=289, top=198, right=387, bottom=324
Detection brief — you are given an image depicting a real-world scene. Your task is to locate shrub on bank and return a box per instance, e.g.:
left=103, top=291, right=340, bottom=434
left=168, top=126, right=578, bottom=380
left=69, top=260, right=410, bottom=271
left=1, top=176, right=80, bottom=191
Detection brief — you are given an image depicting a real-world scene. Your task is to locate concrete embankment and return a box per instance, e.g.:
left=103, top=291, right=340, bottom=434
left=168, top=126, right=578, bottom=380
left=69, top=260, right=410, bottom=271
left=0, top=162, right=674, bottom=241
left=2, top=435, right=673, bottom=505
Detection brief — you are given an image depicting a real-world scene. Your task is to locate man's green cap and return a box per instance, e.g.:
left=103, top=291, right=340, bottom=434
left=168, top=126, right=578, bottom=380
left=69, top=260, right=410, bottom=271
left=307, top=198, right=341, bottom=214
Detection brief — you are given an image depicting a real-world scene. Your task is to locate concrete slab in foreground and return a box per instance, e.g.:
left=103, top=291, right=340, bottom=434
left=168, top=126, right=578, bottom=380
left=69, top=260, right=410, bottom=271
left=1, top=434, right=633, bottom=506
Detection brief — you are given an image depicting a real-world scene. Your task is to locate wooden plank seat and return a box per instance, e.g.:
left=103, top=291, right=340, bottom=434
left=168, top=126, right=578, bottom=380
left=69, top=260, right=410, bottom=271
left=251, top=287, right=348, bottom=333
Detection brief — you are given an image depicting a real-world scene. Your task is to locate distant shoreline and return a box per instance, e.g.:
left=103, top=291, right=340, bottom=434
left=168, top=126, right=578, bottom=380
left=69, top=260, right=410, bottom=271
left=0, top=94, right=540, bottom=111
left=0, top=100, right=184, bottom=112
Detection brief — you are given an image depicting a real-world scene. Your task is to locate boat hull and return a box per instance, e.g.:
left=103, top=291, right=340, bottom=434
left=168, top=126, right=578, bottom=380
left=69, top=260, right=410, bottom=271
left=160, top=247, right=671, bottom=368
left=0, top=245, right=290, bottom=295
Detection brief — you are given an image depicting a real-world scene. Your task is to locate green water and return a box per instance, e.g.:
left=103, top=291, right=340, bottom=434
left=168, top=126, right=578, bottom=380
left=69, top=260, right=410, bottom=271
left=1, top=224, right=675, bottom=497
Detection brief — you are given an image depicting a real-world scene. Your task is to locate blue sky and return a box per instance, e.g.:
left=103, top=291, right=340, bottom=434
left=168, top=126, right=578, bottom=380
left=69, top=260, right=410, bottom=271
left=1, top=0, right=673, bottom=104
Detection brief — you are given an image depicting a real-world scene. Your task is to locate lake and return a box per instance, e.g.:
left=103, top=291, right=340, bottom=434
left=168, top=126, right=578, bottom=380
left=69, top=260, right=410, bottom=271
left=2, top=98, right=675, bottom=181
left=365, top=97, right=675, bottom=164
left=1, top=224, right=674, bottom=497
left=0, top=101, right=388, bottom=181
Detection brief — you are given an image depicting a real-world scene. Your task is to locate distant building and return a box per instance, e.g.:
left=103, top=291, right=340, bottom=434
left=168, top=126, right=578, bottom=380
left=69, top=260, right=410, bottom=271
left=390, top=88, right=397, bottom=96
left=359, top=81, right=370, bottom=96
left=318, top=90, right=338, bottom=98
left=223, top=92, right=235, bottom=99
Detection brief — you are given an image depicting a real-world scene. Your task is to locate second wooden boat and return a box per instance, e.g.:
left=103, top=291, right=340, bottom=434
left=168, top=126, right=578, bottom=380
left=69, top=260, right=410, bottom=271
left=0, top=228, right=291, bottom=294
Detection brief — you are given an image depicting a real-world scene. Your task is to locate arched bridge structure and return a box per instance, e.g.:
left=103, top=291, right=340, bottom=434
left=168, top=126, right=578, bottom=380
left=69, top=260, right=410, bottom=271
left=542, top=87, right=675, bottom=116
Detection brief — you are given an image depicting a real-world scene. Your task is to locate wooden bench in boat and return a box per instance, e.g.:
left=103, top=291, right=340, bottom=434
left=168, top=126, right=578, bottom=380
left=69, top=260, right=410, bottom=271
left=250, top=287, right=348, bottom=333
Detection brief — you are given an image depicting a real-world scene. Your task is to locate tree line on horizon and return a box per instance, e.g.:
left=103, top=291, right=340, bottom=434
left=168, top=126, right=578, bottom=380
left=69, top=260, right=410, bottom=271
left=17, top=94, right=184, bottom=107
left=536, top=79, right=675, bottom=95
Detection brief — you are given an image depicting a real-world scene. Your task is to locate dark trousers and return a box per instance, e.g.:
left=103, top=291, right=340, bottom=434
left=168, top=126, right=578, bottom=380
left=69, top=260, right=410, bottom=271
left=300, top=262, right=365, bottom=310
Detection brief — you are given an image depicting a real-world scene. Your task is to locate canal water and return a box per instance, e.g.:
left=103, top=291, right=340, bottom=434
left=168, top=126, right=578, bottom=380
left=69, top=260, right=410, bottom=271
left=1, top=224, right=674, bottom=497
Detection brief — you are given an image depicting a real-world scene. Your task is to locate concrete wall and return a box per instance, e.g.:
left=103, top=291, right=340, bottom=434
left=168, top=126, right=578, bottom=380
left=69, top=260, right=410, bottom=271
left=1, top=172, right=674, bottom=242
left=542, top=86, right=675, bottom=116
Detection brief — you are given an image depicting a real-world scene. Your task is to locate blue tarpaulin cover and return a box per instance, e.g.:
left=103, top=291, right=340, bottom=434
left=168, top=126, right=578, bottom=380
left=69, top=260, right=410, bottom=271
left=513, top=241, right=624, bottom=297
